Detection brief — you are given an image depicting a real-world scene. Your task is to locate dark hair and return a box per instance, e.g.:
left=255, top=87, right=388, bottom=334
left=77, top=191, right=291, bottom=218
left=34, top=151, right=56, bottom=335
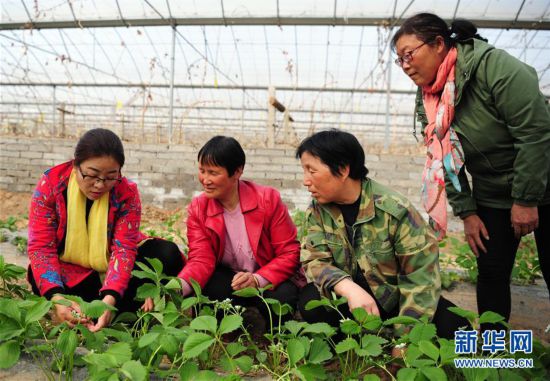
left=198, top=136, right=246, bottom=177
left=296, top=129, right=369, bottom=180
left=74, top=128, right=125, bottom=167
left=391, top=13, right=487, bottom=50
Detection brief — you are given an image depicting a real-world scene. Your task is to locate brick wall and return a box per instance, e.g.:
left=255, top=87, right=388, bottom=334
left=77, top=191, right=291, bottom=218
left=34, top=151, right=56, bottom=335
left=1, top=136, right=436, bottom=221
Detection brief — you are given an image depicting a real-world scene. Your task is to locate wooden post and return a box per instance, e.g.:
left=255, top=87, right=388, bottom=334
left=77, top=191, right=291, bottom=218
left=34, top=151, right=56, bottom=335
left=266, top=86, right=276, bottom=148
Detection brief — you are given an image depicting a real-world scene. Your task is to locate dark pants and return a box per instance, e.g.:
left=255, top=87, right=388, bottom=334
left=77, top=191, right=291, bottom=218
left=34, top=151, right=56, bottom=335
left=476, top=204, right=550, bottom=331
left=298, top=274, right=469, bottom=340
left=202, top=266, right=299, bottom=324
left=29, top=238, right=184, bottom=313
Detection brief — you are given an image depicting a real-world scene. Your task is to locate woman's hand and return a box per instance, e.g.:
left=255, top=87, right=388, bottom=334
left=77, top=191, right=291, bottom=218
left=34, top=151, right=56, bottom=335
left=334, top=278, right=380, bottom=316
left=88, top=295, right=116, bottom=332
left=141, top=297, right=154, bottom=312
left=231, top=272, right=258, bottom=290
left=463, top=214, right=489, bottom=257
left=51, top=295, right=90, bottom=327
left=511, top=204, right=538, bottom=239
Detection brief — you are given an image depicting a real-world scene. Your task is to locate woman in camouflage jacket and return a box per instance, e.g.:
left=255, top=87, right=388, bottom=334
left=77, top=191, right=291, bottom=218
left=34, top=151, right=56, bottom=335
left=295, top=130, right=468, bottom=344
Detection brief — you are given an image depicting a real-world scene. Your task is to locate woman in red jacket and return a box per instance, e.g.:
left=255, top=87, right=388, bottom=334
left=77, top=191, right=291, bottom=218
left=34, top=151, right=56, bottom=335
left=178, top=136, right=305, bottom=320
left=28, top=128, right=184, bottom=331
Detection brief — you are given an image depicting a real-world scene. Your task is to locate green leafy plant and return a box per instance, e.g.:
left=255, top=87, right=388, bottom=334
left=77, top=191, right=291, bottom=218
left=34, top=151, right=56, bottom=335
left=0, top=216, right=18, bottom=232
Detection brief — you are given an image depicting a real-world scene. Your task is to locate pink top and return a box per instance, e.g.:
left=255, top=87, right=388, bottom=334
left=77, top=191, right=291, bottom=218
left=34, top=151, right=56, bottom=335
left=181, top=204, right=268, bottom=296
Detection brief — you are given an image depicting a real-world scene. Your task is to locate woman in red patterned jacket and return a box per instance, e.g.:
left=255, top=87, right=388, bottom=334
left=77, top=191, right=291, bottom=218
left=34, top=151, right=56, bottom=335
left=177, top=136, right=305, bottom=321
left=28, top=128, right=184, bottom=331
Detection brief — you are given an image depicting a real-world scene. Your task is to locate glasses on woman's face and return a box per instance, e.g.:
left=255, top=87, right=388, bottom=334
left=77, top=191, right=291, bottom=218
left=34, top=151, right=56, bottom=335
left=78, top=166, right=121, bottom=186
left=394, top=41, right=427, bottom=67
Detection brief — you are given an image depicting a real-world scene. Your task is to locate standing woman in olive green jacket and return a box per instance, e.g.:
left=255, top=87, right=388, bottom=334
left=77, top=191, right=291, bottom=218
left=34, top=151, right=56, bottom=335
left=392, top=13, right=550, bottom=329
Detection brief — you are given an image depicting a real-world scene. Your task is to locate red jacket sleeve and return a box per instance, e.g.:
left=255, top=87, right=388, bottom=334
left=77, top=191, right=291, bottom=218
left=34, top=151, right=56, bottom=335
left=27, top=174, right=65, bottom=296
left=255, top=190, right=301, bottom=287
left=100, top=183, right=141, bottom=297
left=177, top=200, right=217, bottom=289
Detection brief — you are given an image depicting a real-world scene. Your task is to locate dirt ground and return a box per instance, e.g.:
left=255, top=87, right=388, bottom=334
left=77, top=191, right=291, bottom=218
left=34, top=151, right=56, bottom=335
left=0, top=188, right=186, bottom=234
left=1, top=188, right=549, bottom=344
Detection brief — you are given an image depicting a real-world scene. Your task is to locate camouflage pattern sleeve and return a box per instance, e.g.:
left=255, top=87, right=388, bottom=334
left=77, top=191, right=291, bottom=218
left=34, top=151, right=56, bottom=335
left=393, top=203, right=441, bottom=333
left=300, top=205, right=352, bottom=297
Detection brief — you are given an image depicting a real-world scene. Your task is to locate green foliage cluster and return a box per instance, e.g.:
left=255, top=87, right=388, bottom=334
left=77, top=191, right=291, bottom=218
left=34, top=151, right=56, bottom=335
left=439, top=235, right=541, bottom=288
left=1, top=255, right=549, bottom=381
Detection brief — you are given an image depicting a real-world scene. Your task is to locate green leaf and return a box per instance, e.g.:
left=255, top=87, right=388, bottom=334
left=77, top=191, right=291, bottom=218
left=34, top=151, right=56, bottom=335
left=232, top=287, right=259, bottom=298
left=0, top=340, right=20, bottom=369
left=307, top=338, right=332, bottom=364
left=234, top=355, right=253, bottom=373
left=145, top=257, right=164, bottom=275
left=190, top=315, right=217, bottom=334
left=105, top=342, right=132, bottom=365
left=194, top=370, right=219, bottom=380
left=226, top=342, right=247, bottom=357
left=180, top=297, right=198, bottom=310
left=160, top=334, right=179, bottom=356
left=0, top=318, right=24, bottom=341
left=421, top=367, right=447, bottom=381
left=360, top=334, right=386, bottom=357
left=295, top=364, right=327, bottom=381
left=304, top=298, right=331, bottom=310
left=120, top=360, right=147, bottom=381
left=24, top=299, right=52, bottom=324
left=284, top=320, right=307, bottom=336
left=410, top=358, right=436, bottom=368
left=340, top=319, right=361, bottom=335
left=447, top=306, right=478, bottom=322
left=438, top=339, right=457, bottom=365
left=478, top=311, right=506, bottom=325
left=351, top=307, right=369, bottom=322
left=81, top=299, right=117, bottom=319
left=397, top=368, right=418, bottom=381
left=164, top=278, right=182, bottom=290
left=383, top=315, right=420, bottom=326
left=131, top=269, right=156, bottom=280
left=363, top=375, right=381, bottom=381
left=189, top=279, right=203, bottom=298
left=361, top=315, right=383, bottom=331
left=418, top=340, right=439, bottom=361
left=218, top=315, right=243, bottom=335
left=138, top=332, right=160, bottom=348
left=183, top=332, right=215, bottom=358
left=56, top=329, right=78, bottom=357
left=288, top=338, right=305, bottom=365
left=179, top=362, right=199, bottom=381
left=301, top=322, right=335, bottom=336
left=497, top=369, right=524, bottom=381
left=335, top=338, right=359, bottom=354
left=0, top=299, right=21, bottom=321
left=408, top=323, right=437, bottom=344
left=136, top=283, right=159, bottom=300
left=83, top=353, right=118, bottom=369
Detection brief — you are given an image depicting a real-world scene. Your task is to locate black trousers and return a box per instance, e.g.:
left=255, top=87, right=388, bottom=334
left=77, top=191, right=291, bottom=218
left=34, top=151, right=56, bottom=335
left=29, top=238, right=184, bottom=313
left=298, top=274, right=469, bottom=340
left=202, top=266, right=299, bottom=323
left=476, top=204, right=550, bottom=331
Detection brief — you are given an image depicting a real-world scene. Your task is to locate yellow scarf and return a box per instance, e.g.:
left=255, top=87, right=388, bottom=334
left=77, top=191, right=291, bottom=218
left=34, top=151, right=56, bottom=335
left=61, top=169, right=110, bottom=272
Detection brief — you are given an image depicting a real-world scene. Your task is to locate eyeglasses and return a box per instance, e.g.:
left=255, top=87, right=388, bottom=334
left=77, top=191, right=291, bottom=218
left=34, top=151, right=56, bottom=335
left=394, top=41, right=427, bottom=67
left=78, top=167, right=121, bottom=186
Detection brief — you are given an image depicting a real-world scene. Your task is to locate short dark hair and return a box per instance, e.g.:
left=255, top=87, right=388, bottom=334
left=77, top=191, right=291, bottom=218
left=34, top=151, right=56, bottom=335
left=391, top=13, right=486, bottom=51
left=198, top=136, right=246, bottom=177
left=296, top=129, right=369, bottom=180
left=74, top=128, right=125, bottom=167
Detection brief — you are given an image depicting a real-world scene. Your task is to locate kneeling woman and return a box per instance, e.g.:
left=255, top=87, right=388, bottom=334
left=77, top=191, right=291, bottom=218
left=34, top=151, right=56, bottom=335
left=178, top=136, right=305, bottom=320
left=28, top=128, right=184, bottom=331
left=296, top=130, right=468, bottom=340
